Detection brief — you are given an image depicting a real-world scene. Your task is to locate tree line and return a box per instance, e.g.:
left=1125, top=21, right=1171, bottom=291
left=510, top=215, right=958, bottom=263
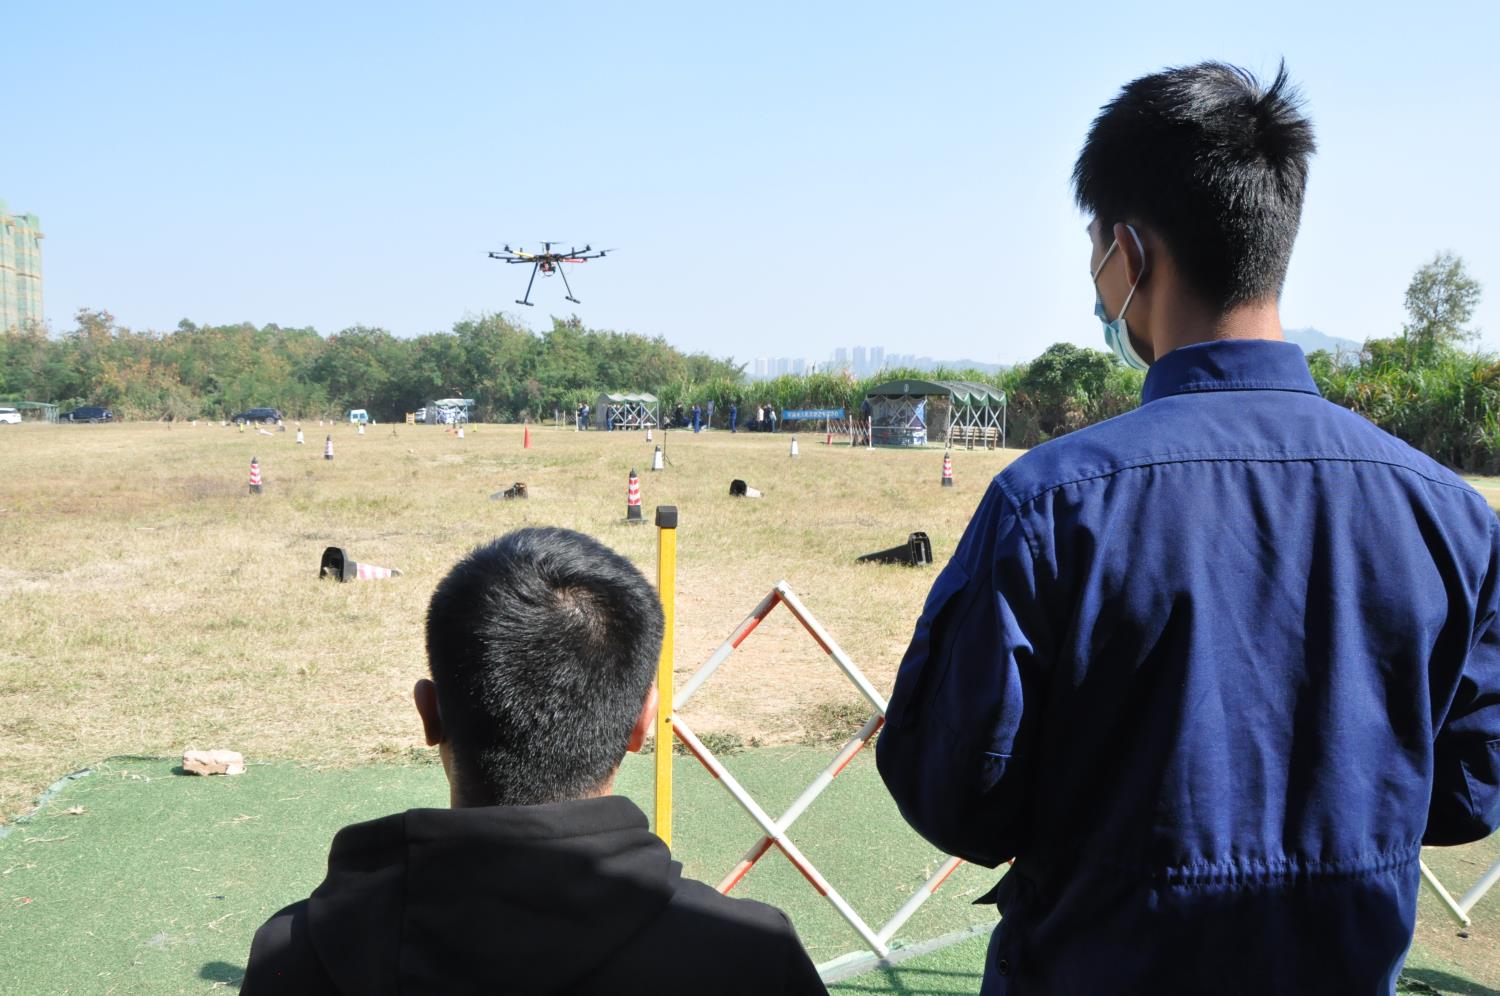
left=3, top=254, right=1494, bottom=471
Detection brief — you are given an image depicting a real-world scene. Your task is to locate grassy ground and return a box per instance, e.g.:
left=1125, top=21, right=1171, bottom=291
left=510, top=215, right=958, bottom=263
left=2, top=422, right=1499, bottom=992
left=0, top=421, right=1012, bottom=818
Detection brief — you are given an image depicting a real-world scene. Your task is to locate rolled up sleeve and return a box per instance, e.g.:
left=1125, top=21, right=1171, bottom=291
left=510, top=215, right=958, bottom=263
left=876, top=483, right=1048, bottom=867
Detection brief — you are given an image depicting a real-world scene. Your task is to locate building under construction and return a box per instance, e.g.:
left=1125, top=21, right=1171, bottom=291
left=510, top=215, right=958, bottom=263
left=1, top=199, right=44, bottom=332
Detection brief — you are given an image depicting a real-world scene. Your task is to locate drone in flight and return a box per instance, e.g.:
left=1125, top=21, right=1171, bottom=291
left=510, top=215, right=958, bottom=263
left=487, top=242, right=612, bottom=306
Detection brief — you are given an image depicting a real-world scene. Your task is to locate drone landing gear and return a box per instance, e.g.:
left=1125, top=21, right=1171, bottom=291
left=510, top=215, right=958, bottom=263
left=516, top=261, right=541, bottom=307
left=557, top=264, right=582, bottom=306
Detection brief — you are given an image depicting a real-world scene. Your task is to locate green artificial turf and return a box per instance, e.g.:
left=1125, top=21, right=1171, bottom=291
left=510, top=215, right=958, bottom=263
left=0, top=749, right=999, bottom=993
left=3, top=749, right=1496, bottom=994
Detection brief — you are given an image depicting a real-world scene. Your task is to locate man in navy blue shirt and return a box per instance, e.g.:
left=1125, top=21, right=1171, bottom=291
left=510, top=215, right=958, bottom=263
left=878, top=62, right=1500, bottom=995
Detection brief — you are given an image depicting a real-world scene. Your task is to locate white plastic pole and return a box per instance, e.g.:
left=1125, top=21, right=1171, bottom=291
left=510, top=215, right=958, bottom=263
left=1459, top=855, right=1500, bottom=917
left=775, top=582, right=888, bottom=713
left=877, top=855, right=965, bottom=943
left=1420, top=859, right=1471, bottom=927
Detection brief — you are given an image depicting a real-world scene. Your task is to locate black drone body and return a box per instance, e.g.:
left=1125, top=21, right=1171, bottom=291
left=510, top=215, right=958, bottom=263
left=486, top=242, right=612, bottom=306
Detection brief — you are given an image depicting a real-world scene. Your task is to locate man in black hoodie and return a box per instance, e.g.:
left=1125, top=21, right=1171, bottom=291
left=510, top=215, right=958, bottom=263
left=244, top=527, right=827, bottom=995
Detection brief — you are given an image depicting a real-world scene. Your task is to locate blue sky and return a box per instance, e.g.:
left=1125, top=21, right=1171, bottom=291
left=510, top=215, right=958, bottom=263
left=8, top=2, right=1498, bottom=365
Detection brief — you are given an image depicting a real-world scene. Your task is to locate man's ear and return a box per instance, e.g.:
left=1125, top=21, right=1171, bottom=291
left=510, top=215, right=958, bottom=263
left=413, top=678, right=444, bottom=748
left=1113, top=222, right=1150, bottom=286
left=626, top=684, right=659, bottom=753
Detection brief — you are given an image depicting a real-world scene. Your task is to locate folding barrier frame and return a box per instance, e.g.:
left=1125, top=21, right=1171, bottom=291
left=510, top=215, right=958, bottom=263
left=1421, top=855, right=1500, bottom=928
left=663, top=580, right=964, bottom=962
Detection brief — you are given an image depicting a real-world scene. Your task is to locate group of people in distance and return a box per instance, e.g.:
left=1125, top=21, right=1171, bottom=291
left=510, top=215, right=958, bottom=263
left=245, top=62, right=1500, bottom=995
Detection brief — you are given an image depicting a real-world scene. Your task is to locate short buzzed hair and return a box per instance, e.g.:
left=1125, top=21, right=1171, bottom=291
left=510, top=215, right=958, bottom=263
left=1073, top=61, right=1317, bottom=310
left=425, top=528, right=663, bottom=806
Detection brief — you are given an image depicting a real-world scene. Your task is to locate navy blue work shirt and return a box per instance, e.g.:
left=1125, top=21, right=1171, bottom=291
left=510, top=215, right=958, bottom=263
left=877, top=339, right=1500, bottom=995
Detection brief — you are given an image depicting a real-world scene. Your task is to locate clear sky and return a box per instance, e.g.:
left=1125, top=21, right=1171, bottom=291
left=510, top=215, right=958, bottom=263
left=9, top=1, right=1498, bottom=365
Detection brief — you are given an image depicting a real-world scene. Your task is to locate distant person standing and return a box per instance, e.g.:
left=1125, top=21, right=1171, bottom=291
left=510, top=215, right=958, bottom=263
left=730, top=402, right=738, bottom=433
left=767, top=405, right=777, bottom=433
left=878, top=62, right=1500, bottom=995
left=692, top=404, right=702, bottom=433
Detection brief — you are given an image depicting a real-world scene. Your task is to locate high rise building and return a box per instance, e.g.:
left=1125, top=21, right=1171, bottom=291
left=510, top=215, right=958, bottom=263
left=853, top=346, right=868, bottom=375
left=0, top=200, right=43, bottom=332
left=775, top=357, right=791, bottom=376
left=833, top=347, right=849, bottom=369
left=871, top=346, right=885, bottom=372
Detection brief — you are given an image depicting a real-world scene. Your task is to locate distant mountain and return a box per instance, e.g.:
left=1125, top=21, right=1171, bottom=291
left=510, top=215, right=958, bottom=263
left=1284, top=327, right=1362, bottom=356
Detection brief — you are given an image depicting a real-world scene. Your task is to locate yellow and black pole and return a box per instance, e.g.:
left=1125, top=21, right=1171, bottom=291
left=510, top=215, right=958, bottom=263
left=653, top=505, right=678, bottom=846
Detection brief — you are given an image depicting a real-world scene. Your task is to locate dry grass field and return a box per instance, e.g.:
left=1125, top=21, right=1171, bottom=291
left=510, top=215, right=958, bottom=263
left=0, top=420, right=1016, bottom=819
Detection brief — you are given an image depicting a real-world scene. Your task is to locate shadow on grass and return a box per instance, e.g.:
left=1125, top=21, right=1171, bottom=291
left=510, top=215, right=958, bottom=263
left=829, top=965, right=985, bottom=995
left=200, top=961, right=244, bottom=989
left=1399, top=969, right=1500, bottom=995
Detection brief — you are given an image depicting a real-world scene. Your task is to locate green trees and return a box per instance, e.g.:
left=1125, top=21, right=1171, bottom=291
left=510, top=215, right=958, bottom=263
left=0, top=309, right=740, bottom=422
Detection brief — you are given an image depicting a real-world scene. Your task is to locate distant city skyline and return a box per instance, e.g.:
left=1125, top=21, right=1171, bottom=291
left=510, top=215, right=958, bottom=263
left=750, top=344, right=1003, bottom=380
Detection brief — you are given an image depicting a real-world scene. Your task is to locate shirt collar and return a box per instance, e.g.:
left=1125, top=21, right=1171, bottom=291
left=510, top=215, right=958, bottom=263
left=1141, top=338, right=1320, bottom=405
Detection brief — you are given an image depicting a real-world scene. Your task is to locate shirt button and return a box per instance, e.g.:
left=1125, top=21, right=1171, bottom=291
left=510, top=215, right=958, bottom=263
left=997, top=958, right=1011, bottom=976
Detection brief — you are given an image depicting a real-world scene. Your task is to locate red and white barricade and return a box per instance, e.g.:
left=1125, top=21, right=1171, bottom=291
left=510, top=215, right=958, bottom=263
left=671, top=581, right=964, bottom=959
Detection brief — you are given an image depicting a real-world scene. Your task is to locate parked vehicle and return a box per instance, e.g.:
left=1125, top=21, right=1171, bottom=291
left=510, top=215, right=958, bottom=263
left=413, top=407, right=428, bottom=424
left=61, top=406, right=114, bottom=423
left=230, top=407, right=282, bottom=424
left=0, top=407, right=21, bottom=425
left=347, top=409, right=369, bottom=424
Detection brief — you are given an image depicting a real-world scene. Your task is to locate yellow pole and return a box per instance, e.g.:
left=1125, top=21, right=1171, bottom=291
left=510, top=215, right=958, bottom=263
left=653, top=505, right=678, bottom=846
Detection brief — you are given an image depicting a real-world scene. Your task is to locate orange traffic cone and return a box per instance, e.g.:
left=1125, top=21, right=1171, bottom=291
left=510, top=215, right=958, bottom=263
left=523, top=423, right=531, bottom=449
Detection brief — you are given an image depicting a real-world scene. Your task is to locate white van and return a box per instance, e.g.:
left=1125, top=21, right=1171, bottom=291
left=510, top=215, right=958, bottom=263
left=0, top=407, right=20, bottom=425
left=347, top=409, right=369, bottom=424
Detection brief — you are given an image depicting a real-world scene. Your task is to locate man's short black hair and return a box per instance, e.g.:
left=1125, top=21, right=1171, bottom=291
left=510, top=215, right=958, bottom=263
left=1073, top=61, right=1316, bottom=310
left=426, top=528, right=664, bottom=806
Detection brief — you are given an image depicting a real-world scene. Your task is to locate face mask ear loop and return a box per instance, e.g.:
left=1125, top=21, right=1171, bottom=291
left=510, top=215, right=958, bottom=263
left=1091, top=238, right=1119, bottom=283
left=1115, top=224, right=1148, bottom=321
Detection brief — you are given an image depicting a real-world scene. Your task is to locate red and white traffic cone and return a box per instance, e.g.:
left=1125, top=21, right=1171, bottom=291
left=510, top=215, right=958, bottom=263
left=789, top=436, right=799, bottom=458
left=319, top=547, right=402, bottom=581
left=941, top=452, right=954, bottom=487
left=295, top=425, right=304, bottom=445
left=249, top=457, right=263, bottom=494
left=625, top=469, right=644, bottom=523
left=324, top=435, right=334, bottom=461
left=457, top=425, right=465, bottom=439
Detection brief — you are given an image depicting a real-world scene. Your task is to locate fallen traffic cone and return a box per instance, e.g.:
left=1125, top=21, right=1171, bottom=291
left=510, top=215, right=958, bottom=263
left=857, top=532, right=933, bottom=567
left=324, top=435, right=334, bottom=461
left=729, top=479, right=762, bottom=498
left=295, top=426, right=305, bottom=445
left=941, top=452, right=954, bottom=487
left=651, top=446, right=664, bottom=472
left=319, top=546, right=402, bottom=582
left=625, top=469, right=644, bottom=523
left=257, top=427, right=274, bottom=436
left=523, top=423, right=531, bottom=449
left=789, top=436, right=799, bottom=458
left=490, top=482, right=528, bottom=501
left=248, top=457, right=263, bottom=495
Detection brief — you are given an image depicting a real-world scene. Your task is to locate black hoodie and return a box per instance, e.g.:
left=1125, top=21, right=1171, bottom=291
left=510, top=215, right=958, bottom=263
left=243, top=795, right=828, bottom=995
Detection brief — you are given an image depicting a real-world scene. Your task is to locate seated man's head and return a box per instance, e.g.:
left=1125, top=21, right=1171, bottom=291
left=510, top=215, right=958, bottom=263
left=1074, top=62, right=1317, bottom=367
left=415, top=528, right=663, bottom=807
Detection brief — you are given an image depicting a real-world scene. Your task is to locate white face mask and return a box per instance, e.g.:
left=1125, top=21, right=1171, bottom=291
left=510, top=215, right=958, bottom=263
left=1091, top=225, right=1150, bottom=371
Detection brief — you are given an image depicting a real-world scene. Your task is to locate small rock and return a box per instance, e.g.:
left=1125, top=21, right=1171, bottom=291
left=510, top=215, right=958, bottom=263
left=182, top=750, right=246, bottom=776
left=64, top=806, right=85, bottom=816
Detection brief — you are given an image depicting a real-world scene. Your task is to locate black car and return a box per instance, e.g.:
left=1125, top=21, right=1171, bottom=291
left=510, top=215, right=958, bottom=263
left=231, top=407, right=283, bottom=424
left=60, top=405, right=114, bottom=423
